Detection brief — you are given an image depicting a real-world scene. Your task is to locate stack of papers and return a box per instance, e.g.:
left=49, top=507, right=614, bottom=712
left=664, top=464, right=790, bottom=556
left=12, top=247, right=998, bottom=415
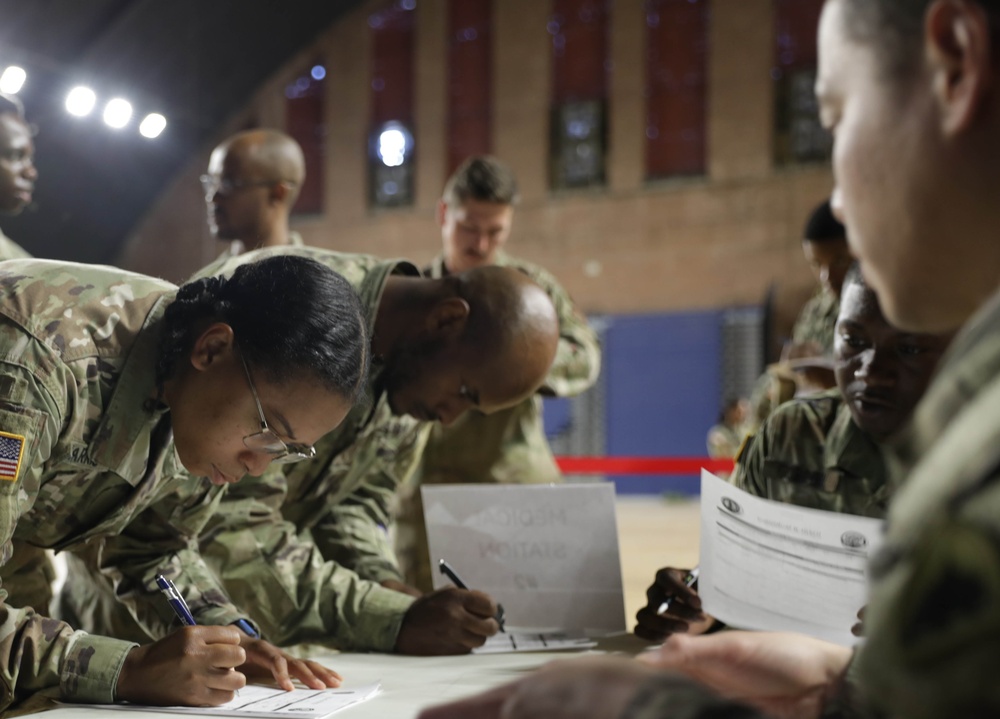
left=473, top=631, right=596, bottom=654
left=73, top=682, right=382, bottom=718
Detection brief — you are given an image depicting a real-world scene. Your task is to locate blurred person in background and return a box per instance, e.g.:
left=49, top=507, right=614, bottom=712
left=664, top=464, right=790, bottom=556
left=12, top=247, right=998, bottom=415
left=203, top=129, right=305, bottom=257
left=0, top=93, right=37, bottom=260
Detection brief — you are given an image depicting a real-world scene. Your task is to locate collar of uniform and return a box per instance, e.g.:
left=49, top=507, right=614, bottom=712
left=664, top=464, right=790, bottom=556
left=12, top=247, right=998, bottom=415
left=87, top=292, right=174, bottom=476
left=824, top=394, right=887, bottom=491
left=288, top=231, right=305, bottom=247
left=352, top=259, right=420, bottom=429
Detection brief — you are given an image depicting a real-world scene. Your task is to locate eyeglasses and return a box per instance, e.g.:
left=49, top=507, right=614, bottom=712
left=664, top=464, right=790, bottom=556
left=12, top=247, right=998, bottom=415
left=240, top=353, right=316, bottom=464
left=200, top=174, right=294, bottom=198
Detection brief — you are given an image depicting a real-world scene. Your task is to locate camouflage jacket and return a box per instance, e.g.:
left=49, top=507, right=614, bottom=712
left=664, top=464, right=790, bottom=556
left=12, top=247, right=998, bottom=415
left=0, top=229, right=31, bottom=261
left=0, top=260, right=247, bottom=708
left=188, top=247, right=428, bottom=650
left=394, top=252, right=602, bottom=591
left=792, top=287, right=839, bottom=354
left=857, top=288, right=1000, bottom=718
left=706, top=423, right=743, bottom=460
left=731, top=389, right=890, bottom=518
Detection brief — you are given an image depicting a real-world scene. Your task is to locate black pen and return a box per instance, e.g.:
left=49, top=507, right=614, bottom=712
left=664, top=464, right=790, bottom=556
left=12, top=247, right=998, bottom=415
left=438, top=558, right=506, bottom=633
left=657, top=566, right=700, bottom=614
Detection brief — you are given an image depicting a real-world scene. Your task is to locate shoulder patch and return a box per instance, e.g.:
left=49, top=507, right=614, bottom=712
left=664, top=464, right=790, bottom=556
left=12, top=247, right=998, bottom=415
left=0, top=431, right=25, bottom=481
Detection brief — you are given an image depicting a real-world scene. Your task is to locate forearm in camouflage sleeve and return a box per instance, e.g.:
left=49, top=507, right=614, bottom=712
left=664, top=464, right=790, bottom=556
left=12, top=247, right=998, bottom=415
left=314, top=502, right=402, bottom=584
left=620, top=674, right=765, bottom=719
left=95, top=478, right=253, bottom=636
left=0, top=364, right=137, bottom=706
left=202, top=482, right=414, bottom=650
left=312, top=425, right=431, bottom=584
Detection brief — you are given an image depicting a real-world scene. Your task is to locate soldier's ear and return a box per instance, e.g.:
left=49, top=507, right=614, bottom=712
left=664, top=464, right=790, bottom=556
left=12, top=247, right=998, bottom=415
left=424, top=297, right=470, bottom=341
left=270, top=181, right=290, bottom=205
left=189, top=322, right=236, bottom=371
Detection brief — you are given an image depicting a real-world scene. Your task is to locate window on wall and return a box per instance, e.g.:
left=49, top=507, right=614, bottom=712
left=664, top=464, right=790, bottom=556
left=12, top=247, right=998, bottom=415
left=285, top=61, right=326, bottom=215
left=645, top=0, right=709, bottom=180
left=773, top=0, right=830, bottom=165
left=549, top=0, right=610, bottom=190
left=447, top=0, right=492, bottom=176
left=369, top=0, right=416, bottom=209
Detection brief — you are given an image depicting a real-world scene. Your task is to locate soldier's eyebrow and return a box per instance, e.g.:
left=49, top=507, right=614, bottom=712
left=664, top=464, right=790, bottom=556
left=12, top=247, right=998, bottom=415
left=270, top=409, right=297, bottom=440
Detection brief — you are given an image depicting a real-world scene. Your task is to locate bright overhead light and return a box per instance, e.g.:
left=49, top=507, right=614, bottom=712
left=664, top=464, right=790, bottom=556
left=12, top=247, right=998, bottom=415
left=377, top=123, right=411, bottom=167
left=66, top=86, right=97, bottom=117
left=0, top=66, right=26, bottom=94
left=103, top=98, right=132, bottom=129
left=139, top=113, right=166, bottom=139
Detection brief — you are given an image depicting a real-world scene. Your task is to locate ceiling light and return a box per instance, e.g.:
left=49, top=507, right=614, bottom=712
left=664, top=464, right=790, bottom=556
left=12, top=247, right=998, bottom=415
left=66, top=86, right=97, bottom=117
left=139, top=113, right=166, bottom=139
left=103, top=98, right=132, bottom=129
left=0, top=66, right=26, bottom=94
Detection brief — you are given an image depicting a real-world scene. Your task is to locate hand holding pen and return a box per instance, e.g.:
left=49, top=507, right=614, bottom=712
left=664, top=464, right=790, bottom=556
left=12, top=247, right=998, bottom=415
left=393, top=560, right=504, bottom=655
left=438, top=559, right=506, bottom=632
left=634, top=566, right=716, bottom=642
left=144, top=574, right=343, bottom=696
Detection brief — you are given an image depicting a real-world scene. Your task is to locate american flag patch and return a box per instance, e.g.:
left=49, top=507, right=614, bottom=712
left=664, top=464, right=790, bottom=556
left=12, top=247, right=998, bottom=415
left=0, top=432, right=25, bottom=482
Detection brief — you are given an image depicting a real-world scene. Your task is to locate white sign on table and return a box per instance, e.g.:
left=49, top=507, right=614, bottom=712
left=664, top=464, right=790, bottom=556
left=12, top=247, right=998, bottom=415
left=699, top=469, right=885, bottom=646
left=422, top=482, right=626, bottom=635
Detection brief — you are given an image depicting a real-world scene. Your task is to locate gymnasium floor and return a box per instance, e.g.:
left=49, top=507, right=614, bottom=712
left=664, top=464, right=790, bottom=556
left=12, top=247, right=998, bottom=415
left=616, top=495, right=700, bottom=627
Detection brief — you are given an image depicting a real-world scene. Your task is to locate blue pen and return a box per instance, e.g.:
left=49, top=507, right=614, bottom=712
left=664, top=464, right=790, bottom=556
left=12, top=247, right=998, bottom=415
left=156, top=574, right=196, bottom=626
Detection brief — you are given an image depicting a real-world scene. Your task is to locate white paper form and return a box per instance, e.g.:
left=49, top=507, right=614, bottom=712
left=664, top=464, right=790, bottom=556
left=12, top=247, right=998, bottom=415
left=473, top=630, right=597, bottom=654
left=71, top=682, right=381, bottom=719
left=423, top=483, right=626, bottom=634
left=699, top=470, right=884, bottom=646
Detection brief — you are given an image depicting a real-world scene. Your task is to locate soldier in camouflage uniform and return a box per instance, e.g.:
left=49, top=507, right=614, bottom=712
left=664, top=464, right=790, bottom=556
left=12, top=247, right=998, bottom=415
left=746, top=201, right=852, bottom=434
left=0, top=94, right=36, bottom=261
left=0, top=255, right=365, bottom=710
left=790, top=199, right=853, bottom=355
left=418, top=1, right=1000, bottom=717
left=395, top=156, right=601, bottom=593
left=61, top=245, right=561, bottom=656
left=635, top=263, right=952, bottom=640
left=203, top=129, right=307, bottom=258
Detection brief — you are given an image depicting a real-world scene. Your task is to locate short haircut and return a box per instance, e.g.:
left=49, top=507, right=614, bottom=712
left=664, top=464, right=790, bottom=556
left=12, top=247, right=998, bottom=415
left=803, top=199, right=847, bottom=243
left=442, top=156, right=520, bottom=207
left=841, top=0, right=1000, bottom=76
left=0, top=93, right=25, bottom=119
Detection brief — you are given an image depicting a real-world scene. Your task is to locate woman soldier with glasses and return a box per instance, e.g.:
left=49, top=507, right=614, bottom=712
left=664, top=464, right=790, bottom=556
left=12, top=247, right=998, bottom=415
left=0, top=254, right=368, bottom=712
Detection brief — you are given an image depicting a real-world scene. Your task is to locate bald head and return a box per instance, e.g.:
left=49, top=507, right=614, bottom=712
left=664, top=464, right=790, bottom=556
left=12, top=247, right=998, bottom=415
left=205, top=129, right=305, bottom=248
left=453, top=265, right=559, bottom=402
left=220, top=129, right=305, bottom=196
left=379, top=265, right=560, bottom=426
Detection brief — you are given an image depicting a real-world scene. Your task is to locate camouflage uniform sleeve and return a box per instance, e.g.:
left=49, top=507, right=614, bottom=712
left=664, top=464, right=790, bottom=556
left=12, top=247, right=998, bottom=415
left=202, top=469, right=415, bottom=651
left=0, top=362, right=137, bottom=708
left=91, top=477, right=258, bottom=638
left=314, top=425, right=432, bottom=584
left=517, top=263, right=601, bottom=397
left=728, top=430, right=768, bottom=498
left=858, top=473, right=1000, bottom=719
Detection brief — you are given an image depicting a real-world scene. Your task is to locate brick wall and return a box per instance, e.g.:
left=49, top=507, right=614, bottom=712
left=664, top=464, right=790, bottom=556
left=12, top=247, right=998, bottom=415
left=119, top=0, right=831, bottom=335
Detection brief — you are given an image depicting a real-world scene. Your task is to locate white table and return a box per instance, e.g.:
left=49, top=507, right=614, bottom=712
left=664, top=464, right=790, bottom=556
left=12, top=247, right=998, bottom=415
left=16, top=635, right=649, bottom=718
